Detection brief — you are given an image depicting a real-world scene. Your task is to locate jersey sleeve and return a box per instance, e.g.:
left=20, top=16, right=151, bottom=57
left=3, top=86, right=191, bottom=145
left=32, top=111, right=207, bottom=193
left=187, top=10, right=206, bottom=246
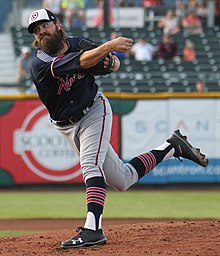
left=51, top=52, right=82, bottom=78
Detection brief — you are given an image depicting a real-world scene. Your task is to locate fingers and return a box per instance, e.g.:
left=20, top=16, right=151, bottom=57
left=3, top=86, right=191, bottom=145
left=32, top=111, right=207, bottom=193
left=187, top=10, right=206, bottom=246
left=121, top=37, right=133, bottom=51
left=125, top=40, right=132, bottom=50
left=125, top=38, right=133, bottom=46
left=111, top=37, right=133, bottom=52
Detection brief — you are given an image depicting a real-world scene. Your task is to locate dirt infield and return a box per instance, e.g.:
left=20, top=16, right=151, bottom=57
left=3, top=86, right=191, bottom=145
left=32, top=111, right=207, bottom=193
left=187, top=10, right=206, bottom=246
left=0, top=219, right=220, bottom=256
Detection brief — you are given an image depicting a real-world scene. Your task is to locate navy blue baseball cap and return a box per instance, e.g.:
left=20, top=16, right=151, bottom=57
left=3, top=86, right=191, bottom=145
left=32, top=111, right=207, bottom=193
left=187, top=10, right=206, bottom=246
left=28, top=8, right=57, bottom=34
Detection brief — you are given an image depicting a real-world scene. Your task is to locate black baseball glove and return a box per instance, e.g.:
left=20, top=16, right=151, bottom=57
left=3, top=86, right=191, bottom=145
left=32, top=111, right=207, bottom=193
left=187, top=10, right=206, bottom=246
left=77, top=38, right=114, bottom=76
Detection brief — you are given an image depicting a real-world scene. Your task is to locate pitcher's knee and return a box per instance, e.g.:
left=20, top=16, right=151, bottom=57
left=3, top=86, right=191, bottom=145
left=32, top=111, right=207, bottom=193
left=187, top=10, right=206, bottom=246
left=81, top=164, right=104, bottom=181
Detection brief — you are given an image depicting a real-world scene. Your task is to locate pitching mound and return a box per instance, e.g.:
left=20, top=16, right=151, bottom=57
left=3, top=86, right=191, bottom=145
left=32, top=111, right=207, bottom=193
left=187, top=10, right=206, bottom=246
left=0, top=220, right=219, bottom=256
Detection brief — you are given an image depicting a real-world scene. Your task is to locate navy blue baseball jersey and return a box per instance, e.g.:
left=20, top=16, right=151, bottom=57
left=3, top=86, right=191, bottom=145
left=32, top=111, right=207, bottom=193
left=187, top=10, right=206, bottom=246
left=31, top=36, right=98, bottom=121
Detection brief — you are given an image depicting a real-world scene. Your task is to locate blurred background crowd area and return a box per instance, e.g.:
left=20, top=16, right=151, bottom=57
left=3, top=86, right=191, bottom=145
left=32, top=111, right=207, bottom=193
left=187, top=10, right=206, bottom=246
left=0, top=0, right=220, bottom=94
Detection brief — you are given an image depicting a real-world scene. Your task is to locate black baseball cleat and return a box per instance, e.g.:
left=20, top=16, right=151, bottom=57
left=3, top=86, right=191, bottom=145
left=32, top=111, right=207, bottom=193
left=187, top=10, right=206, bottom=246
left=61, top=227, right=107, bottom=249
left=167, top=129, right=208, bottom=167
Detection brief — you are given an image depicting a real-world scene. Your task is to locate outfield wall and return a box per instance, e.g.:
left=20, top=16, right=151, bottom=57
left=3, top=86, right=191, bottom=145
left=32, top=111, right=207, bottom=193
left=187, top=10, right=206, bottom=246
left=0, top=92, right=220, bottom=186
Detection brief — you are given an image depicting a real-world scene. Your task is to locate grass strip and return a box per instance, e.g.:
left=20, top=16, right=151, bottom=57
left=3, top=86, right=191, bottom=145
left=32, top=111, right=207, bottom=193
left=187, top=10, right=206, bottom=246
left=0, top=190, right=219, bottom=219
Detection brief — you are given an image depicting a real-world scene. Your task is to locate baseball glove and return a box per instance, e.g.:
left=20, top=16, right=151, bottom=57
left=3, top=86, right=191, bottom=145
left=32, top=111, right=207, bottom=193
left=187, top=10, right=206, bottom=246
left=78, top=38, right=114, bottom=76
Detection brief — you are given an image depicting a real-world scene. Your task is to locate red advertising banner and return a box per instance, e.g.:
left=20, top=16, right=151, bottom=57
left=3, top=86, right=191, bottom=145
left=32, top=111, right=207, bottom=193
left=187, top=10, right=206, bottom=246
left=0, top=100, right=120, bottom=185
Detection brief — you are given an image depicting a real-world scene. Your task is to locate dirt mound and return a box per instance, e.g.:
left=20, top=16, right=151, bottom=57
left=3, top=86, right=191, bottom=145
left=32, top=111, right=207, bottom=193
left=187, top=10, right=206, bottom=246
left=0, top=220, right=220, bottom=256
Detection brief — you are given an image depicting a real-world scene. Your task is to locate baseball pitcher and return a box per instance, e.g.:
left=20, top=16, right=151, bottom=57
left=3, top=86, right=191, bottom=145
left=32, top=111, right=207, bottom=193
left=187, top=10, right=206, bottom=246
left=27, top=8, right=208, bottom=249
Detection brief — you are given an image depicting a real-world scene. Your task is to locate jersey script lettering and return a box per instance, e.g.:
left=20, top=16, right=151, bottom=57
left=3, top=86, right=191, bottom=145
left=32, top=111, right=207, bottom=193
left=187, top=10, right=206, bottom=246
left=57, top=73, right=86, bottom=94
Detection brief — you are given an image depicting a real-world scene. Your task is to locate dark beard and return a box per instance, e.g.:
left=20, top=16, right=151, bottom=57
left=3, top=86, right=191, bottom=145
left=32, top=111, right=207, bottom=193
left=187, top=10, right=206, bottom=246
left=38, top=29, right=64, bottom=54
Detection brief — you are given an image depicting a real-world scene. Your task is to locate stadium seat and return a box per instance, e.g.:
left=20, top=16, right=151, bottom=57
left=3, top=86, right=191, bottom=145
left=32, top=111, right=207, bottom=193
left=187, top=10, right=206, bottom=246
left=10, top=26, right=220, bottom=92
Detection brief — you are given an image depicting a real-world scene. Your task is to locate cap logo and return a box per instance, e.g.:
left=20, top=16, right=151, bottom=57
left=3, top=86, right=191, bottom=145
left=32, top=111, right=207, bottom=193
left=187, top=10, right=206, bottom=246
left=31, top=12, right=39, bottom=21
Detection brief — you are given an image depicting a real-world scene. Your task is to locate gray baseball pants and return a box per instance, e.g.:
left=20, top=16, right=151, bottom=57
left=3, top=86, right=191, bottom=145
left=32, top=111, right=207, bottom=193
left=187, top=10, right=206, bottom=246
left=54, top=91, right=138, bottom=191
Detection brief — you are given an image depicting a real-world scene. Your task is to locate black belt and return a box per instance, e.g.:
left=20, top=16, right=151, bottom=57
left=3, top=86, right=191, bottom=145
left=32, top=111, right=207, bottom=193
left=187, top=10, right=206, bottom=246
left=50, top=101, right=94, bottom=127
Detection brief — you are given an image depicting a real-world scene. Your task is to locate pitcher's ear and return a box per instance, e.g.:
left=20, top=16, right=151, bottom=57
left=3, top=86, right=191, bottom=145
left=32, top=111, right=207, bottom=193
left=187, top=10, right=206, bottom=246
left=56, top=22, right=62, bottom=30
